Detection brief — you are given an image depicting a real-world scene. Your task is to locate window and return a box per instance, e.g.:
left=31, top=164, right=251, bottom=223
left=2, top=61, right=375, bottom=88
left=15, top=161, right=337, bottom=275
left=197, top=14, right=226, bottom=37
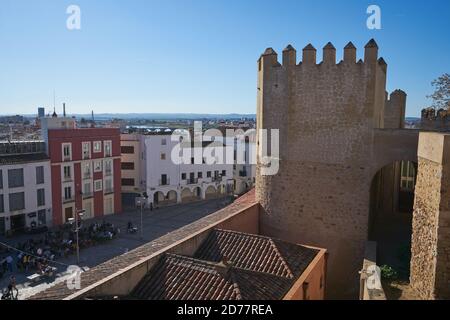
left=36, top=166, right=44, bottom=184
left=161, top=138, right=167, bottom=146
left=121, top=162, right=135, bottom=170
left=161, top=153, right=166, bottom=160
left=82, top=142, right=91, bottom=159
left=222, top=170, right=226, bottom=176
left=0, top=195, right=4, bottom=213
left=94, top=180, right=103, bottom=192
left=207, top=171, right=211, bottom=178
left=37, top=189, right=45, bottom=206
left=64, top=186, right=72, bottom=200
left=94, top=160, right=102, bottom=172
left=191, top=157, right=194, bottom=164
left=62, top=143, right=72, bottom=161
left=9, top=192, right=25, bottom=211
left=83, top=181, right=92, bottom=197
left=121, top=146, right=134, bottom=154
left=83, top=162, right=91, bottom=179
left=8, top=168, right=24, bottom=188
left=121, top=178, right=135, bottom=186
left=63, top=166, right=71, bottom=180
left=104, top=141, right=112, bottom=157
left=400, top=161, right=416, bottom=191
left=93, top=141, right=102, bottom=153
left=181, top=173, right=186, bottom=180
left=0, top=170, right=3, bottom=189
left=38, top=209, right=47, bottom=226
left=198, top=172, right=203, bottom=179
left=104, top=159, right=112, bottom=175
left=104, top=179, right=113, bottom=193
left=160, top=174, right=168, bottom=186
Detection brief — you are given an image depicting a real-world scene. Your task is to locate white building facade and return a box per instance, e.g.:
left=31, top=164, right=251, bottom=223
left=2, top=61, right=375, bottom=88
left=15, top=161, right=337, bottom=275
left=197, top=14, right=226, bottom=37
left=139, top=132, right=234, bottom=207
left=0, top=142, right=52, bottom=235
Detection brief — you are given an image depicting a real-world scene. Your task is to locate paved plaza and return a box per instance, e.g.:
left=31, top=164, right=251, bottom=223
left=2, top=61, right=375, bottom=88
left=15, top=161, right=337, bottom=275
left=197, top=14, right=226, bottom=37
left=0, top=197, right=232, bottom=299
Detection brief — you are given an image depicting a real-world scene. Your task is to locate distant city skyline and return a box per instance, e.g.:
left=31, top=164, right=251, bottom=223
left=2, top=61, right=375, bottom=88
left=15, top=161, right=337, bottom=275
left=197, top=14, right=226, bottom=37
left=0, top=0, right=449, bottom=117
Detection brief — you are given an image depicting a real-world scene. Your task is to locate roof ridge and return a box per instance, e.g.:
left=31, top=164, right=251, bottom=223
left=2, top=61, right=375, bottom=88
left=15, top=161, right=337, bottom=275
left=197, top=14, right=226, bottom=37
left=268, top=239, right=294, bottom=278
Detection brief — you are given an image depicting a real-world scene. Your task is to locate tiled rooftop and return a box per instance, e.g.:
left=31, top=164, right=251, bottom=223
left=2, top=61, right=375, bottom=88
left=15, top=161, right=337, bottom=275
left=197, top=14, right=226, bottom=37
left=194, top=229, right=319, bottom=278
left=130, top=229, right=319, bottom=300
left=28, top=189, right=257, bottom=300
left=130, top=253, right=293, bottom=300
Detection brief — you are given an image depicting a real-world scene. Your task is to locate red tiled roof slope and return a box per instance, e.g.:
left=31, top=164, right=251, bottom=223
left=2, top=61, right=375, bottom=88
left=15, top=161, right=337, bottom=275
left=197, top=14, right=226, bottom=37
left=130, top=229, right=319, bottom=300
left=194, top=229, right=318, bottom=278
left=131, top=253, right=293, bottom=300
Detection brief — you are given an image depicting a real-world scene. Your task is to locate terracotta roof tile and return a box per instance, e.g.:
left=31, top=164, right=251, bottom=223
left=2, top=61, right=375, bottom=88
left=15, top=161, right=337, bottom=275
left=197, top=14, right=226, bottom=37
left=194, top=229, right=318, bottom=278
left=131, top=253, right=293, bottom=300
left=130, top=229, right=319, bottom=300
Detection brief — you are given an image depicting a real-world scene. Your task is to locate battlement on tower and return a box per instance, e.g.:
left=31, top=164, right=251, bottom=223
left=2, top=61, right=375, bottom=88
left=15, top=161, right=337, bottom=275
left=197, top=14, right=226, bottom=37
left=258, top=39, right=387, bottom=71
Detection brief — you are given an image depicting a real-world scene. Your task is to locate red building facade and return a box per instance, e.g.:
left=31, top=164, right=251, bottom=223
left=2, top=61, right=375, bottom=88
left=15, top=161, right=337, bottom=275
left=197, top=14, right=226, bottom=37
left=46, top=125, right=122, bottom=226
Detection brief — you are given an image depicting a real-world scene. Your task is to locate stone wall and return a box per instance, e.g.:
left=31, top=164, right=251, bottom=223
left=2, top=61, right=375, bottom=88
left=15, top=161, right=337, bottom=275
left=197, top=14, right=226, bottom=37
left=410, top=132, right=450, bottom=299
left=256, top=40, right=416, bottom=298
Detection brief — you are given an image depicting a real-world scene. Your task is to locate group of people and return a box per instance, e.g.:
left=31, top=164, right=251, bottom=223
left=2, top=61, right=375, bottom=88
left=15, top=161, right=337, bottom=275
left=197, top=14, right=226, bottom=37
left=0, top=219, right=121, bottom=299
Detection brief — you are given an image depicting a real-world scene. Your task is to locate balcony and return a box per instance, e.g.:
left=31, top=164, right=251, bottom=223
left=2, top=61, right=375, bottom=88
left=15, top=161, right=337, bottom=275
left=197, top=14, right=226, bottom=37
left=82, top=153, right=90, bottom=160
left=158, top=178, right=170, bottom=186
left=63, top=155, right=71, bottom=162
left=83, top=172, right=92, bottom=180
left=82, top=192, right=93, bottom=199
left=63, top=175, right=73, bottom=182
left=187, top=178, right=198, bottom=185
left=104, top=188, right=114, bottom=195
left=105, top=169, right=112, bottom=176
left=63, top=196, right=75, bottom=204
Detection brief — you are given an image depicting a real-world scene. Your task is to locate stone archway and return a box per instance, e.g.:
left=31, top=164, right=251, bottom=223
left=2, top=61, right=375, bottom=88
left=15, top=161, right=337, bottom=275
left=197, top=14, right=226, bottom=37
left=369, top=160, right=417, bottom=289
left=205, top=185, right=219, bottom=200
left=153, top=191, right=165, bottom=206
left=181, top=188, right=194, bottom=203
left=193, top=186, right=202, bottom=199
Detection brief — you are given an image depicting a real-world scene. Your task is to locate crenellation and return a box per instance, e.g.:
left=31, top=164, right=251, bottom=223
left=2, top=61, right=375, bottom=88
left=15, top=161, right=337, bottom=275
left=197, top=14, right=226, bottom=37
left=344, top=42, right=357, bottom=63
left=378, top=57, right=387, bottom=73
left=302, top=43, right=317, bottom=65
left=364, top=38, right=378, bottom=64
left=322, top=42, right=336, bottom=65
left=282, top=44, right=296, bottom=67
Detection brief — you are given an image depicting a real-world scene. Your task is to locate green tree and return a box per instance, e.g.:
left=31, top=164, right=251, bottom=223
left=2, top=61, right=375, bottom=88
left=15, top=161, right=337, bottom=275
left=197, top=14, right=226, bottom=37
left=427, top=73, right=450, bottom=110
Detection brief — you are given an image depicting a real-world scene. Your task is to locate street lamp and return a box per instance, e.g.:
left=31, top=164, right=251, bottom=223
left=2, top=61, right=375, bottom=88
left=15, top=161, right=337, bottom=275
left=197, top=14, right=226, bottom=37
left=68, top=209, right=85, bottom=266
left=136, top=193, right=149, bottom=240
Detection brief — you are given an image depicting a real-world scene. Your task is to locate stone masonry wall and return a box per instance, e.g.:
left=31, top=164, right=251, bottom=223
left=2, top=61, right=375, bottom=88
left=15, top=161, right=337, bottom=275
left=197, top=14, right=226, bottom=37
left=410, top=158, right=440, bottom=299
left=410, top=132, right=450, bottom=299
left=256, top=40, right=397, bottom=298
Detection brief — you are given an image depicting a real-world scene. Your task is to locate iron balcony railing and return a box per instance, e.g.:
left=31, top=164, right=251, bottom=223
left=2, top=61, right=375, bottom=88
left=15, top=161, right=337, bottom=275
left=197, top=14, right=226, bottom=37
left=187, top=178, right=198, bottom=184
left=158, top=178, right=170, bottom=186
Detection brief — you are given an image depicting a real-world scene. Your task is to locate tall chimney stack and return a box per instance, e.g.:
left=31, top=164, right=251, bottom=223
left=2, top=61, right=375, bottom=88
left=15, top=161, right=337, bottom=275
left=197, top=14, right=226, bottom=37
left=63, top=103, right=66, bottom=117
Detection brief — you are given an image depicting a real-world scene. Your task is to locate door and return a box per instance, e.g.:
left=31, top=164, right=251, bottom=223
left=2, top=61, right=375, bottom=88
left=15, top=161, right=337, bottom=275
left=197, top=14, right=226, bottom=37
left=104, top=198, right=113, bottom=215
left=11, top=214, right=26, bottom=233
left=0, top=217, right=5, bottom=235
left=64, top=207, right=74, bottom=222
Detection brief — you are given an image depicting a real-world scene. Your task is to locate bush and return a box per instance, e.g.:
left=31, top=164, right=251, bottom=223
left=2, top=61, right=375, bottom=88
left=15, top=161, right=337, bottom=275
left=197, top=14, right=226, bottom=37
left=380, top=264, right=398, bottom=280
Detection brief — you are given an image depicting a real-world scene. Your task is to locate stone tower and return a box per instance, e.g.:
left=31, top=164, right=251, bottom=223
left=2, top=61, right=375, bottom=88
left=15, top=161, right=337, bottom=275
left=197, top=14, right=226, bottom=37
left=255, top=40, right=412, bottom=298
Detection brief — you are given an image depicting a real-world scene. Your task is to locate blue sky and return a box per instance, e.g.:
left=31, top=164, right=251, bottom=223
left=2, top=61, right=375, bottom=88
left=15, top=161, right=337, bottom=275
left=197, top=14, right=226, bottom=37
left=0, top=0, right=449, bottom=117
